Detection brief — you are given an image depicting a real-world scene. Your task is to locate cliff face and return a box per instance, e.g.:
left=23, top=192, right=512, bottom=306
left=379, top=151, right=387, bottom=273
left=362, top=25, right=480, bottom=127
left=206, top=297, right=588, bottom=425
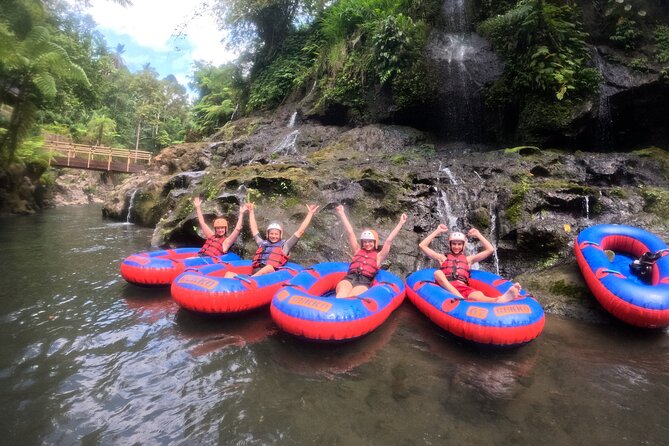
left=102, top=110, right=669, bottom=322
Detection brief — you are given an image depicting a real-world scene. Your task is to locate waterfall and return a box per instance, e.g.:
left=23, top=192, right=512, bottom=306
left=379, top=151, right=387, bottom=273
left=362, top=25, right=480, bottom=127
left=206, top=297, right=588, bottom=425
left=488, top=206, right=500, bottom=275
left=271, top=112, right=300, bottom=158
left=444, top=0, right=466, bottom=31
left=271, top=130, right=300, bottom=156
left=126, top=189, right=138, bottom=224
left=436, top=188, right=459, bottom=230
left=427, top=0, right=502, bottom=142
left=591, top=48, right=615, bottom=150
left=584, top=196, right=590, bottom=220
left=287, top=111, right=297, bottom=128
left=441, top=166, right=459, bottom=185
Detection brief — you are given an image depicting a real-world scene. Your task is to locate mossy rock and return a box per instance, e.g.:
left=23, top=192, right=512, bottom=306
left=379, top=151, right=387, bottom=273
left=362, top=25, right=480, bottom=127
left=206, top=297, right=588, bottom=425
left=640, top=186, right=669, bottom=220
left=503, top=145, right=542, bottom=156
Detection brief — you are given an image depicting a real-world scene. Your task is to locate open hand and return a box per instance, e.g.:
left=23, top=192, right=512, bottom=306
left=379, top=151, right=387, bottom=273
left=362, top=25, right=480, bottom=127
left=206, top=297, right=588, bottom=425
left=307, top=204, right=320, bottom=214
left=193, top=196, right=202, bottom=207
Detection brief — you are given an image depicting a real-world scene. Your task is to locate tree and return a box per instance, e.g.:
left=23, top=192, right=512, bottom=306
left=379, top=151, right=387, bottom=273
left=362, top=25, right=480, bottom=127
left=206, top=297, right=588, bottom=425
left=85, top=113, right=117, bottom=146
left=210, top=0, right=328, bottom=61
left=190, top=62, right=244, bottom=136
left=0, top=0, right=90, bottom=158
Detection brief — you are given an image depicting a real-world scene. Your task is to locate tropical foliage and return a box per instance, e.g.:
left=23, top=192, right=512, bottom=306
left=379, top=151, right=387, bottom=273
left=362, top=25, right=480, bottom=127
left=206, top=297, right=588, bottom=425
left=235, top=0, right=439, bottom=117
left=0, top=0, right=191, bottom=164
left=189, top=62, right=245, bottom=138
left=479, top=0, right=599, bottom=101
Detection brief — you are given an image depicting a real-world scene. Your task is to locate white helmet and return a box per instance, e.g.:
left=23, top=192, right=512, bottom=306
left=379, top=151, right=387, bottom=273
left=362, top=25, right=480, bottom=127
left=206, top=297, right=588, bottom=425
left=360, top=229, right=379, bottom=249
left=448, top=231, right=466, bottom=243
left=266, top=222, right=283, bottom=238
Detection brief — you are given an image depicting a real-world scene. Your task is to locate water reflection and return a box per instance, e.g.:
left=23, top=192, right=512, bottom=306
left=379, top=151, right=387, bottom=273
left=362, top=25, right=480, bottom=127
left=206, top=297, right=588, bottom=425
left=175, top=309, right=278, bottom=355
left=270, top=310, right=400, bottom=379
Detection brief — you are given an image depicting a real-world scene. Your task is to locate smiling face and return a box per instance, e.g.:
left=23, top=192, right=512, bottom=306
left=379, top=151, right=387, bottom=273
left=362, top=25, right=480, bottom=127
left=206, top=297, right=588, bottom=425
left=213, top=218, right=227, bottom=236
left=449, top=240, right=464, bottom=255
left=361, top=239, right=376, bottom=251
left=267, top=229, right=282, bottom=243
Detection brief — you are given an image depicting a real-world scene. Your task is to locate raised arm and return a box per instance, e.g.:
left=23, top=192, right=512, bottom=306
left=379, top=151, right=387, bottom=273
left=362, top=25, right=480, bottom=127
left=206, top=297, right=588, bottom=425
left=293, top=204, right=320, bottom=238
left=193, top=196, right=214, bottom=238
left=247, top=202, right=259, bottom=237
left=221, top=203, right=247, bottom=251
left=377, top=213, right=408, bottom=264
left=335, top=204, right=359, bottom=253
left=419, top=224, right=449, bottom=263
left=466, top=228, right=494, bottom=265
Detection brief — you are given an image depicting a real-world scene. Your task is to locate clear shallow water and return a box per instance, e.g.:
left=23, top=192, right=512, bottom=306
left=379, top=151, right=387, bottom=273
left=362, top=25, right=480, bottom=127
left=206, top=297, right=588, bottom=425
left=0, top=206, right=668, bottom=445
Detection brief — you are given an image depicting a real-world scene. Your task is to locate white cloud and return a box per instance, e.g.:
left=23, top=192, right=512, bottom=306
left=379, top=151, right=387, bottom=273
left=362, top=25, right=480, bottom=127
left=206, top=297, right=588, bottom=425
left=87, top=0, right=236, bottom=65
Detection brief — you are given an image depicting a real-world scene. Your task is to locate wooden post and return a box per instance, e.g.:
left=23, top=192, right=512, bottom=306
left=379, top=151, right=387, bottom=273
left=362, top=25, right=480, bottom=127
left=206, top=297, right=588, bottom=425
left=107, top=153, right=112, bottom=171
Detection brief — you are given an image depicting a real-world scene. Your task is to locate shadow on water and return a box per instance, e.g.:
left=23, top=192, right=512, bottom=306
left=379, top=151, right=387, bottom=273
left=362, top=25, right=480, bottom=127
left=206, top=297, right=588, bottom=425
left=269, top=309, right=401, bottom=379
left=173, top=306, right=278, bottom=355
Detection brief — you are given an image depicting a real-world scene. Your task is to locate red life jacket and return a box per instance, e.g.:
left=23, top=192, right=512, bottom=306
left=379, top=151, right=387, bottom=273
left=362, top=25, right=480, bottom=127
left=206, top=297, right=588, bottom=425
left=199, top=235, right=227, bottom=257
left=440, top=252, right=470, bottom=284
left=348, top=249, right=380, bottom=279
left=252, top=240, right=289, bottom=269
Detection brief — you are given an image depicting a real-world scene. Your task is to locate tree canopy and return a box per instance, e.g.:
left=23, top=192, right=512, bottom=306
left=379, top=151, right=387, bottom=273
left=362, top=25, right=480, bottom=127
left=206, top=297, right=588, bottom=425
left=0, top=0, right=191, bottom=162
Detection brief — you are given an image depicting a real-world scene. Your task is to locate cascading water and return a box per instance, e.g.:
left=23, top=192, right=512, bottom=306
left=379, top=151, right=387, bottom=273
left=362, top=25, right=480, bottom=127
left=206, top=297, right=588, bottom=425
left=436, top=188, right=459, bottom=230
left=272, top=130, right=300, bottom=156
left=488, top=206, right=500, bottom=275
left=271, top=112, right=300, bottom=157
left=584, top=196, right=590, bottom=220
left=592, top=49, right=615, bottom=151
left=126, top=189, right=138, bottom=224
left=287, top=111, right=297, bottom=128
left=427, top=0, right=503, bottom=142
left=440, top=164, right=460, bottom=185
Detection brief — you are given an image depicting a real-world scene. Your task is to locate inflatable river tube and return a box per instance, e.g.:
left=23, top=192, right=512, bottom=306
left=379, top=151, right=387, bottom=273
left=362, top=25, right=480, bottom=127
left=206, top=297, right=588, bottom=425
left=575, top=224, right=669, bottom=328
left=406, top=269, right=545, bottom=347
left=270, top=262, right=406, bottom=341
left=120, top=248, right=241, bottom=286
left=171, top=260, right=304, bottom=314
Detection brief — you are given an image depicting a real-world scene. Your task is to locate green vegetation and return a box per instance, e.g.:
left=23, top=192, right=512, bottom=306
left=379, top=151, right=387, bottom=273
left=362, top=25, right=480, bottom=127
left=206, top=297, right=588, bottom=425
left=548, top=278, right=587, bottom=299
left=506, top=175, right=531, bottom=225
left=656, top=26, right=669, bottom=63
left=610, top=17, right=643, bottom=51
left=311, top=0, right=438, bottom=116
left=478, top=0, right=600, bottom=140
left=247, top=31, right=317, bottom=111
left=204, top=0, right=439, bottom=123
left=639, top=186, right=669, bottom=220
left=628, top=57, right=650, bottom=72
left=478, top=0, right=599, bottom=101
left=0, top=0, right=191, bottom=167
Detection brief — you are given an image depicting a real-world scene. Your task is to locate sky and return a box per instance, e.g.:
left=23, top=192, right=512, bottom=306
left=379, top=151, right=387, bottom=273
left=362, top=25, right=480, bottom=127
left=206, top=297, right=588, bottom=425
left=83, top=0, right=237, bottom=88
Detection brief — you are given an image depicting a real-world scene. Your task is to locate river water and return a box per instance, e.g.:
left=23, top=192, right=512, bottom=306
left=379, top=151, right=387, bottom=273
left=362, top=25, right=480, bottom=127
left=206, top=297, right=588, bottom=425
left=1, top=206, right=668, bottom=445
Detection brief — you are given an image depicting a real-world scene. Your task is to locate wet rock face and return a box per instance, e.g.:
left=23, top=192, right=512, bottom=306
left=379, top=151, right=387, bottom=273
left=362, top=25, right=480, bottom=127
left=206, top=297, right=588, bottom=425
left=104, top=115, right=669, bottom=319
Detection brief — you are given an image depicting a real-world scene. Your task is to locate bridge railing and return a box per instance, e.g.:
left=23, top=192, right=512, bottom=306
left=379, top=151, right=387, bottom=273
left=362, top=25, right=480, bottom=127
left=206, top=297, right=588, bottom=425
left=44, top=136, right=152, bottom=173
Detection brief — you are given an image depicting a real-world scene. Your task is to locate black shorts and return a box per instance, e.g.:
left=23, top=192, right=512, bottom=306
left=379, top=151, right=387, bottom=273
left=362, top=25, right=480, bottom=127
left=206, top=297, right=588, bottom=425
left=343, top=272, right=374, bottom=288
left=252, top=266, right=265, bottom=275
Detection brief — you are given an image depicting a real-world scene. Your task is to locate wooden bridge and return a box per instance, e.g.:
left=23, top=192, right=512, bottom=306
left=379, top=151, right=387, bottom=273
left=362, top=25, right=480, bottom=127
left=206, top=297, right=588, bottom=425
left=44, top=134, right=152, bottom=173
